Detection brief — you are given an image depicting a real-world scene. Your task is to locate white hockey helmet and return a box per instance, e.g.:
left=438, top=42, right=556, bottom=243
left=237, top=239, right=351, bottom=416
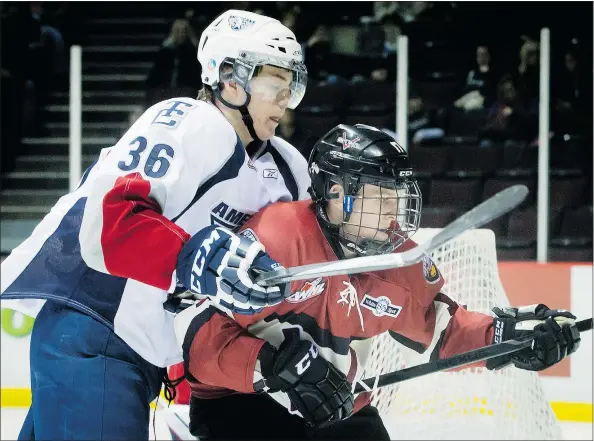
left=197, top=9, right=307, bottom=109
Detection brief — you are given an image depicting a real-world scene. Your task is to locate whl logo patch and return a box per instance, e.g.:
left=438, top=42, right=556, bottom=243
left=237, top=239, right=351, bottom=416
left=287, top=277, right=327, bottom=303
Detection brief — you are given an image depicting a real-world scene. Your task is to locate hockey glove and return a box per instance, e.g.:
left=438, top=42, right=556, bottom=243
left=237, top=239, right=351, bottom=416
left=487, top=304, right=580, bottom=371
left=257, top=334, right=354, bottom=428
left=176, top=225, right=289, bottom=314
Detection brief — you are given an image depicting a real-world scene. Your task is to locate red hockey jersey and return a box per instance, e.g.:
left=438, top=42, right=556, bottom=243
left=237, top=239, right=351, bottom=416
left=177, top=200, right=495, bottom=416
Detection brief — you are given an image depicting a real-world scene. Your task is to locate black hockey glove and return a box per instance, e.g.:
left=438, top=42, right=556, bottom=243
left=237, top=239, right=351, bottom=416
left=257, top=335, right=354, bottom=428
left=487, top=304, right=580, bottom=371
left=176, top=225, right=289, bottom=315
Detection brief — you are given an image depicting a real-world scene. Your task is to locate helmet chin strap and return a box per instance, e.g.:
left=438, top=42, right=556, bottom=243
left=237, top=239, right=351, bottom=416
left=313, top=197, right=368, bottom=259
left=313, top=193, right=390, bottom=258
left=213, top=86, right=261, bottom=143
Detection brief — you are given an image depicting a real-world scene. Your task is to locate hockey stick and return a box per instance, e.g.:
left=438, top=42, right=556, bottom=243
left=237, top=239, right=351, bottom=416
left=353, top=317, right=593, bottom=393
left=257, top=184, right=529, bottom=287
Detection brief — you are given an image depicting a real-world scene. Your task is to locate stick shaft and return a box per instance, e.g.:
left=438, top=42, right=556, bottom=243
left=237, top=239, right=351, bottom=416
left=354, top=317, right=592, bottom=393
left=257, top=185, right=528, bottom=287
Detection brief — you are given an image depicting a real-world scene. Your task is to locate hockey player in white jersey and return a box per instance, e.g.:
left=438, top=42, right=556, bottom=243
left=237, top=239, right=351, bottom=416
left=1, top=9, right=310, bottom=440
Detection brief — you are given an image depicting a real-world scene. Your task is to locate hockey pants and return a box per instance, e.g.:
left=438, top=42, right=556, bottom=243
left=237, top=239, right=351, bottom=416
left=189, top=393, right=392, bottom=440
left=18, top=301, right=162, bottom=440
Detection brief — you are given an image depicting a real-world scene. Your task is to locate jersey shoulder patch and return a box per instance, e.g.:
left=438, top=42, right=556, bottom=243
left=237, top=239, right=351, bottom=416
left=422, top=254, right=441, bottom=284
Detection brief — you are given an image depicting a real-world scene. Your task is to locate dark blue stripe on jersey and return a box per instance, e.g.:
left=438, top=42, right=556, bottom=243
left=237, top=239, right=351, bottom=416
left=2, top=198, right=128, bottom=327
left=263, top=144, right=299, bottom=201
left=264, top=311, right=364, bottom=356
left=182, top=306, right=218, bottom=381
left=172, top=136, right=246, bottom=223
left=76, top=159, right=98, bottom=190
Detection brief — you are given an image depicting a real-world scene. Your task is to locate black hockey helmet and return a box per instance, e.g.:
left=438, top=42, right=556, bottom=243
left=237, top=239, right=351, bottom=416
left=308, top=123, right=422, bottom=256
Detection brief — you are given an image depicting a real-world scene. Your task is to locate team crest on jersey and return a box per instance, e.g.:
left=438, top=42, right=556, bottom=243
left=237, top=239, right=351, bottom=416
left=286, top=277, right=327, bottom=303
left=360, top=294, right=402, bottom=318
left=422, top=255, right=441, bottom=284
left=210, top=201, right=253, bottom=231
left=229, top=16, right=256, bottom=31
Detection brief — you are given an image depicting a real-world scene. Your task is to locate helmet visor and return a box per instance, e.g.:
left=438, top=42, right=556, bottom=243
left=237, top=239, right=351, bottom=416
left=232, top=51, right=307, bottom=109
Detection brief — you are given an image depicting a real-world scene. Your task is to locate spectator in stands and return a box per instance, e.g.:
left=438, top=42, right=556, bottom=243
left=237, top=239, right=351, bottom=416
left=280, top=4, right=300, bottom=34
left=304, top=25, right=333, bottom=82
left=27, top=2, right=67, bottom=103
left=454, top=45, right=497, bottom=110
left=516, top=36, right=540, bottom=106
left=184, top=8, right=209, bottom=43
left=552, top=49, right=592, bottom=135
left=373, top=2, right=399, bottom=23
left=479, top=74, right=536, bottom=147
left=383, top=1, right=431, bottom=24
left=1, top=2, right=67, bottom=137
left=145, top=19, right=201, bottom=107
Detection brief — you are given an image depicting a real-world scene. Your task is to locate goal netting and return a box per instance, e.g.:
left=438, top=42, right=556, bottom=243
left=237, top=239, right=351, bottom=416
left=360, top=228, right=563, bottom=440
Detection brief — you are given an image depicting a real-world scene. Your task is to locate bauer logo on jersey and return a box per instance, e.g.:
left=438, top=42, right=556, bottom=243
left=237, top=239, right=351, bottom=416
left=422, top=255, right=441, bottom=284
left=360, top=294, right=402, bottom=318
left=210, top=201, right=253, bottom=231
left=287, top=277, right=327, bottom=303
left=239, top=228, right=259, bottom=243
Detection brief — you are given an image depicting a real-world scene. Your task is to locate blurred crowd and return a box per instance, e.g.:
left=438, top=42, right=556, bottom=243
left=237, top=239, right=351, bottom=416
left=141, top=1, right=593, bottom=159
left=1, top=1, right=592, bottom=173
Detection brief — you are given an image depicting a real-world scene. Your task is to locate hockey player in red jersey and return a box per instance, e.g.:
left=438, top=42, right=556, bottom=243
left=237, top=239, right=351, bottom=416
left=174, top=124, right=581, bottom=440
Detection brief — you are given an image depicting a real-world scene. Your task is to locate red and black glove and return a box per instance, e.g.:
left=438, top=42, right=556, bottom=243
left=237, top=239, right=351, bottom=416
left=257, top=334, right=354, bottom=428
left=487, top=304, right=581, bottom=371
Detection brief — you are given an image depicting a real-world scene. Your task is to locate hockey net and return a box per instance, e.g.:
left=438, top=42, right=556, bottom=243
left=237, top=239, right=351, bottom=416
left=360, top=228, right=563, bottom=440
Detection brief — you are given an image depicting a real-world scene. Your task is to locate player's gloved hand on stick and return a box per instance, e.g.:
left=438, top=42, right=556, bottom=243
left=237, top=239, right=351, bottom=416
left=487, top=304, right=581, bottom=371
left=257, top=333, right=354, bottom=428
left=176, top=225, right=289, bottom=314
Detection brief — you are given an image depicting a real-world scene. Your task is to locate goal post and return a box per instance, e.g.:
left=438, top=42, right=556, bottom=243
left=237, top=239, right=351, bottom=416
left=362, top=228, right=563, bottom=440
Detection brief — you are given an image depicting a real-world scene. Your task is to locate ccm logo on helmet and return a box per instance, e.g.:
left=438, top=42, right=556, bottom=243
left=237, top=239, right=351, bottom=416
left=399, top=170, right=413, bottom=177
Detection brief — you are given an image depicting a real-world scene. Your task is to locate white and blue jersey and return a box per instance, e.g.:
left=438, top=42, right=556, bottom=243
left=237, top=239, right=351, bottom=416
left=1, top=98, right=310, bottom=367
